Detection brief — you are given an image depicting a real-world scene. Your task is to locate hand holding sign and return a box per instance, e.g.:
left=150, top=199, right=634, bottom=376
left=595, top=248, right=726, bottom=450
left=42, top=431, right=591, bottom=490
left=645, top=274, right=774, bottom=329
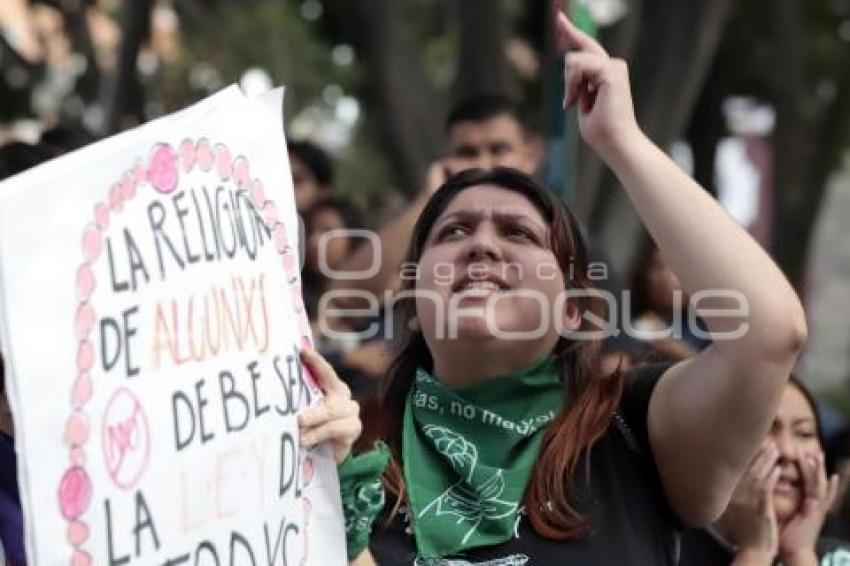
left=298, top=348, right=362, bottom=464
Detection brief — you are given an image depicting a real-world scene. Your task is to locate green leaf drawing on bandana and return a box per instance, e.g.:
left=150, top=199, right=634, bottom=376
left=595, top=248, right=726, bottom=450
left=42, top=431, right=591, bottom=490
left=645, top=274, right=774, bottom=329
left=419, top=426, right=518, bottom=544
left=475, top=471, right=517, bottom=518
left=422, top=469, right=518, bottom=544
left=423, top=425, right=478, bottom=481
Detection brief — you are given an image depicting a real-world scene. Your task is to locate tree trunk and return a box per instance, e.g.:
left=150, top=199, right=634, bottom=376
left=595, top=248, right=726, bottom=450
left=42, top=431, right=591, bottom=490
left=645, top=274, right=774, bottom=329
left=99, top=0, right=152, bottom=135
left=61, top=2, right=100, bottom=105
left=771, top=0, right=850, bottom=292
left=572, top=0, right=643, bottom=219
left=686, top=60, right=728, bottom=198
left=585, top=0, right=734, bottom=276
left=454, top=0, right=512, bottom=101
left=324, top=0, right=445, bottom=195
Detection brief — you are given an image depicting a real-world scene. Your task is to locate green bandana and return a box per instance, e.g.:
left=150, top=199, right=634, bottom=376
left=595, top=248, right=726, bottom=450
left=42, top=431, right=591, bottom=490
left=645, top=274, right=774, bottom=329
left=404, top=358, right=564, bottom=558
left=338, top=442, right=391, bottom=559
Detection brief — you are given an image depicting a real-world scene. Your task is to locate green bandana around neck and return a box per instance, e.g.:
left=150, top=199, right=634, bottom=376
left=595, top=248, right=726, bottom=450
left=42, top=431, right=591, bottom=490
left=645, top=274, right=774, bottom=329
left=403, top=357, right=565, bottom=558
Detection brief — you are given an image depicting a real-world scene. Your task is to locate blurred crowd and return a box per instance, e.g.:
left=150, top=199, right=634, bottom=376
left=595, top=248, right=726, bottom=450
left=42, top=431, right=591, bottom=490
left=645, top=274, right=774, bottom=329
left=2, top=87, right=850, bottom=564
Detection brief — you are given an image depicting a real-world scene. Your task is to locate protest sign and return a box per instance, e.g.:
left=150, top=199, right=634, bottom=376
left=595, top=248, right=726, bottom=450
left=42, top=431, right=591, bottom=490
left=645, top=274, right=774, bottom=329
left=0, top=86, right=346, bottom=565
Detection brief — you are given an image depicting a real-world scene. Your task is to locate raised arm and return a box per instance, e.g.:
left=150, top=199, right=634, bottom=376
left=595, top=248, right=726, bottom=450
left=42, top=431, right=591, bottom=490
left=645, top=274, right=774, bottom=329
left=556, top=11, right=806, bottom=525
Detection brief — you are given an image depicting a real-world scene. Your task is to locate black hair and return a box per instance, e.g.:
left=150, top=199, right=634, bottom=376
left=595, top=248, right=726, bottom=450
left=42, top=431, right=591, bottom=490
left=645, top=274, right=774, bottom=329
left=305, top=196, right=364, bottom=236
left=446, top=94, right=526, bottom=132
left=40, top=124, right=96, bottom=152
left=0, top=142, right=60, bottom=182
left=788, top=373, right=824, bottom=448
left=302, top=196, right=366, bottom=320
left=287, top=139, right=334, bottom=187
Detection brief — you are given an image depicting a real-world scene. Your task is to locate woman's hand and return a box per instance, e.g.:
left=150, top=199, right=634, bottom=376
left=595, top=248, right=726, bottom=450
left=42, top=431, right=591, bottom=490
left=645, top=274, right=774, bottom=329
left=778, top=449, right=840, bottom=566
left=723, top=443, right=782, bottom=565
left=554, top=8, right=640, bottom=161
left=298, top=348, right=362, bottom=464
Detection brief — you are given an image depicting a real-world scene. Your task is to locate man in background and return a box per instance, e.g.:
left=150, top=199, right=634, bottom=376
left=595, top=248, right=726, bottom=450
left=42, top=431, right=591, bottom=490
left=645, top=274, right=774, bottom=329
left=329, top=94, right=542, bottom=302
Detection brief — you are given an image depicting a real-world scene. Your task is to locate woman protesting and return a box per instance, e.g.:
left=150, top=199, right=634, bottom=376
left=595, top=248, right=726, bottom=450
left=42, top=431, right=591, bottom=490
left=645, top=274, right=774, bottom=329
left=297, top=10, right=808, bottom=565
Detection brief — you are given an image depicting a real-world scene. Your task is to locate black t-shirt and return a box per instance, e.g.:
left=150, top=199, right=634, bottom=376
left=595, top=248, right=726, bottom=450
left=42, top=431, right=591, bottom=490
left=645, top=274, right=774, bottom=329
left=369, top=363, right=681, bottom=565
left=680, top=527, right=850, bottom=565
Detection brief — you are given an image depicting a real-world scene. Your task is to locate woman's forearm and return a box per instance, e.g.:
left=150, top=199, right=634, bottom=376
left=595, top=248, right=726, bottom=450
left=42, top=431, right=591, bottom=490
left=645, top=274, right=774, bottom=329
left=553, top=6, right=805, bottom=526
left=603, top=129, right=806, bottom=359
left=604, top=128, right=806, bottom=524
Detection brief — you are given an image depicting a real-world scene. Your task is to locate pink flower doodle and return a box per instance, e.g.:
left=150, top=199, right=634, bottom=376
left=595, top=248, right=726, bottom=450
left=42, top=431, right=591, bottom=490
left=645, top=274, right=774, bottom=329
left=146, top=143, right=179, bottom=194
left=58, top=467, right=92, bottom=521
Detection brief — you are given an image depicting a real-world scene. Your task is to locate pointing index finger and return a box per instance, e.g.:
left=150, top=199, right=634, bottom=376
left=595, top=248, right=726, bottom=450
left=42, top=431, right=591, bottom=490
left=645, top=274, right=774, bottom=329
left=554, top=8, right=607, bottom=57
left=300, top=348, right=349, bottom=397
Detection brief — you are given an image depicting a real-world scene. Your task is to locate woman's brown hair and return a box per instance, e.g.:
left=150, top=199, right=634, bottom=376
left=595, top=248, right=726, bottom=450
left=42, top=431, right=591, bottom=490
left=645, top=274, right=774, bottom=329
left=362, top=167, right=624, bottom=539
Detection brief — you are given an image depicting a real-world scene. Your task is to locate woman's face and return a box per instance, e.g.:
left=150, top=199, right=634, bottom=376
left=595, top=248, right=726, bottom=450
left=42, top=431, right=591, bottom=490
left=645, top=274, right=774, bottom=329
left=306, top=207, right=349, bottom=274
left=414, top=185, right=576, bottom=363
left=769, top=384, right=821, bottom=524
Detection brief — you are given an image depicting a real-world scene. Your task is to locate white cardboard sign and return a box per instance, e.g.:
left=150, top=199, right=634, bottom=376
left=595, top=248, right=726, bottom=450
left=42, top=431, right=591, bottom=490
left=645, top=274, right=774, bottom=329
left=0, top=87, right=346, bottom=565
